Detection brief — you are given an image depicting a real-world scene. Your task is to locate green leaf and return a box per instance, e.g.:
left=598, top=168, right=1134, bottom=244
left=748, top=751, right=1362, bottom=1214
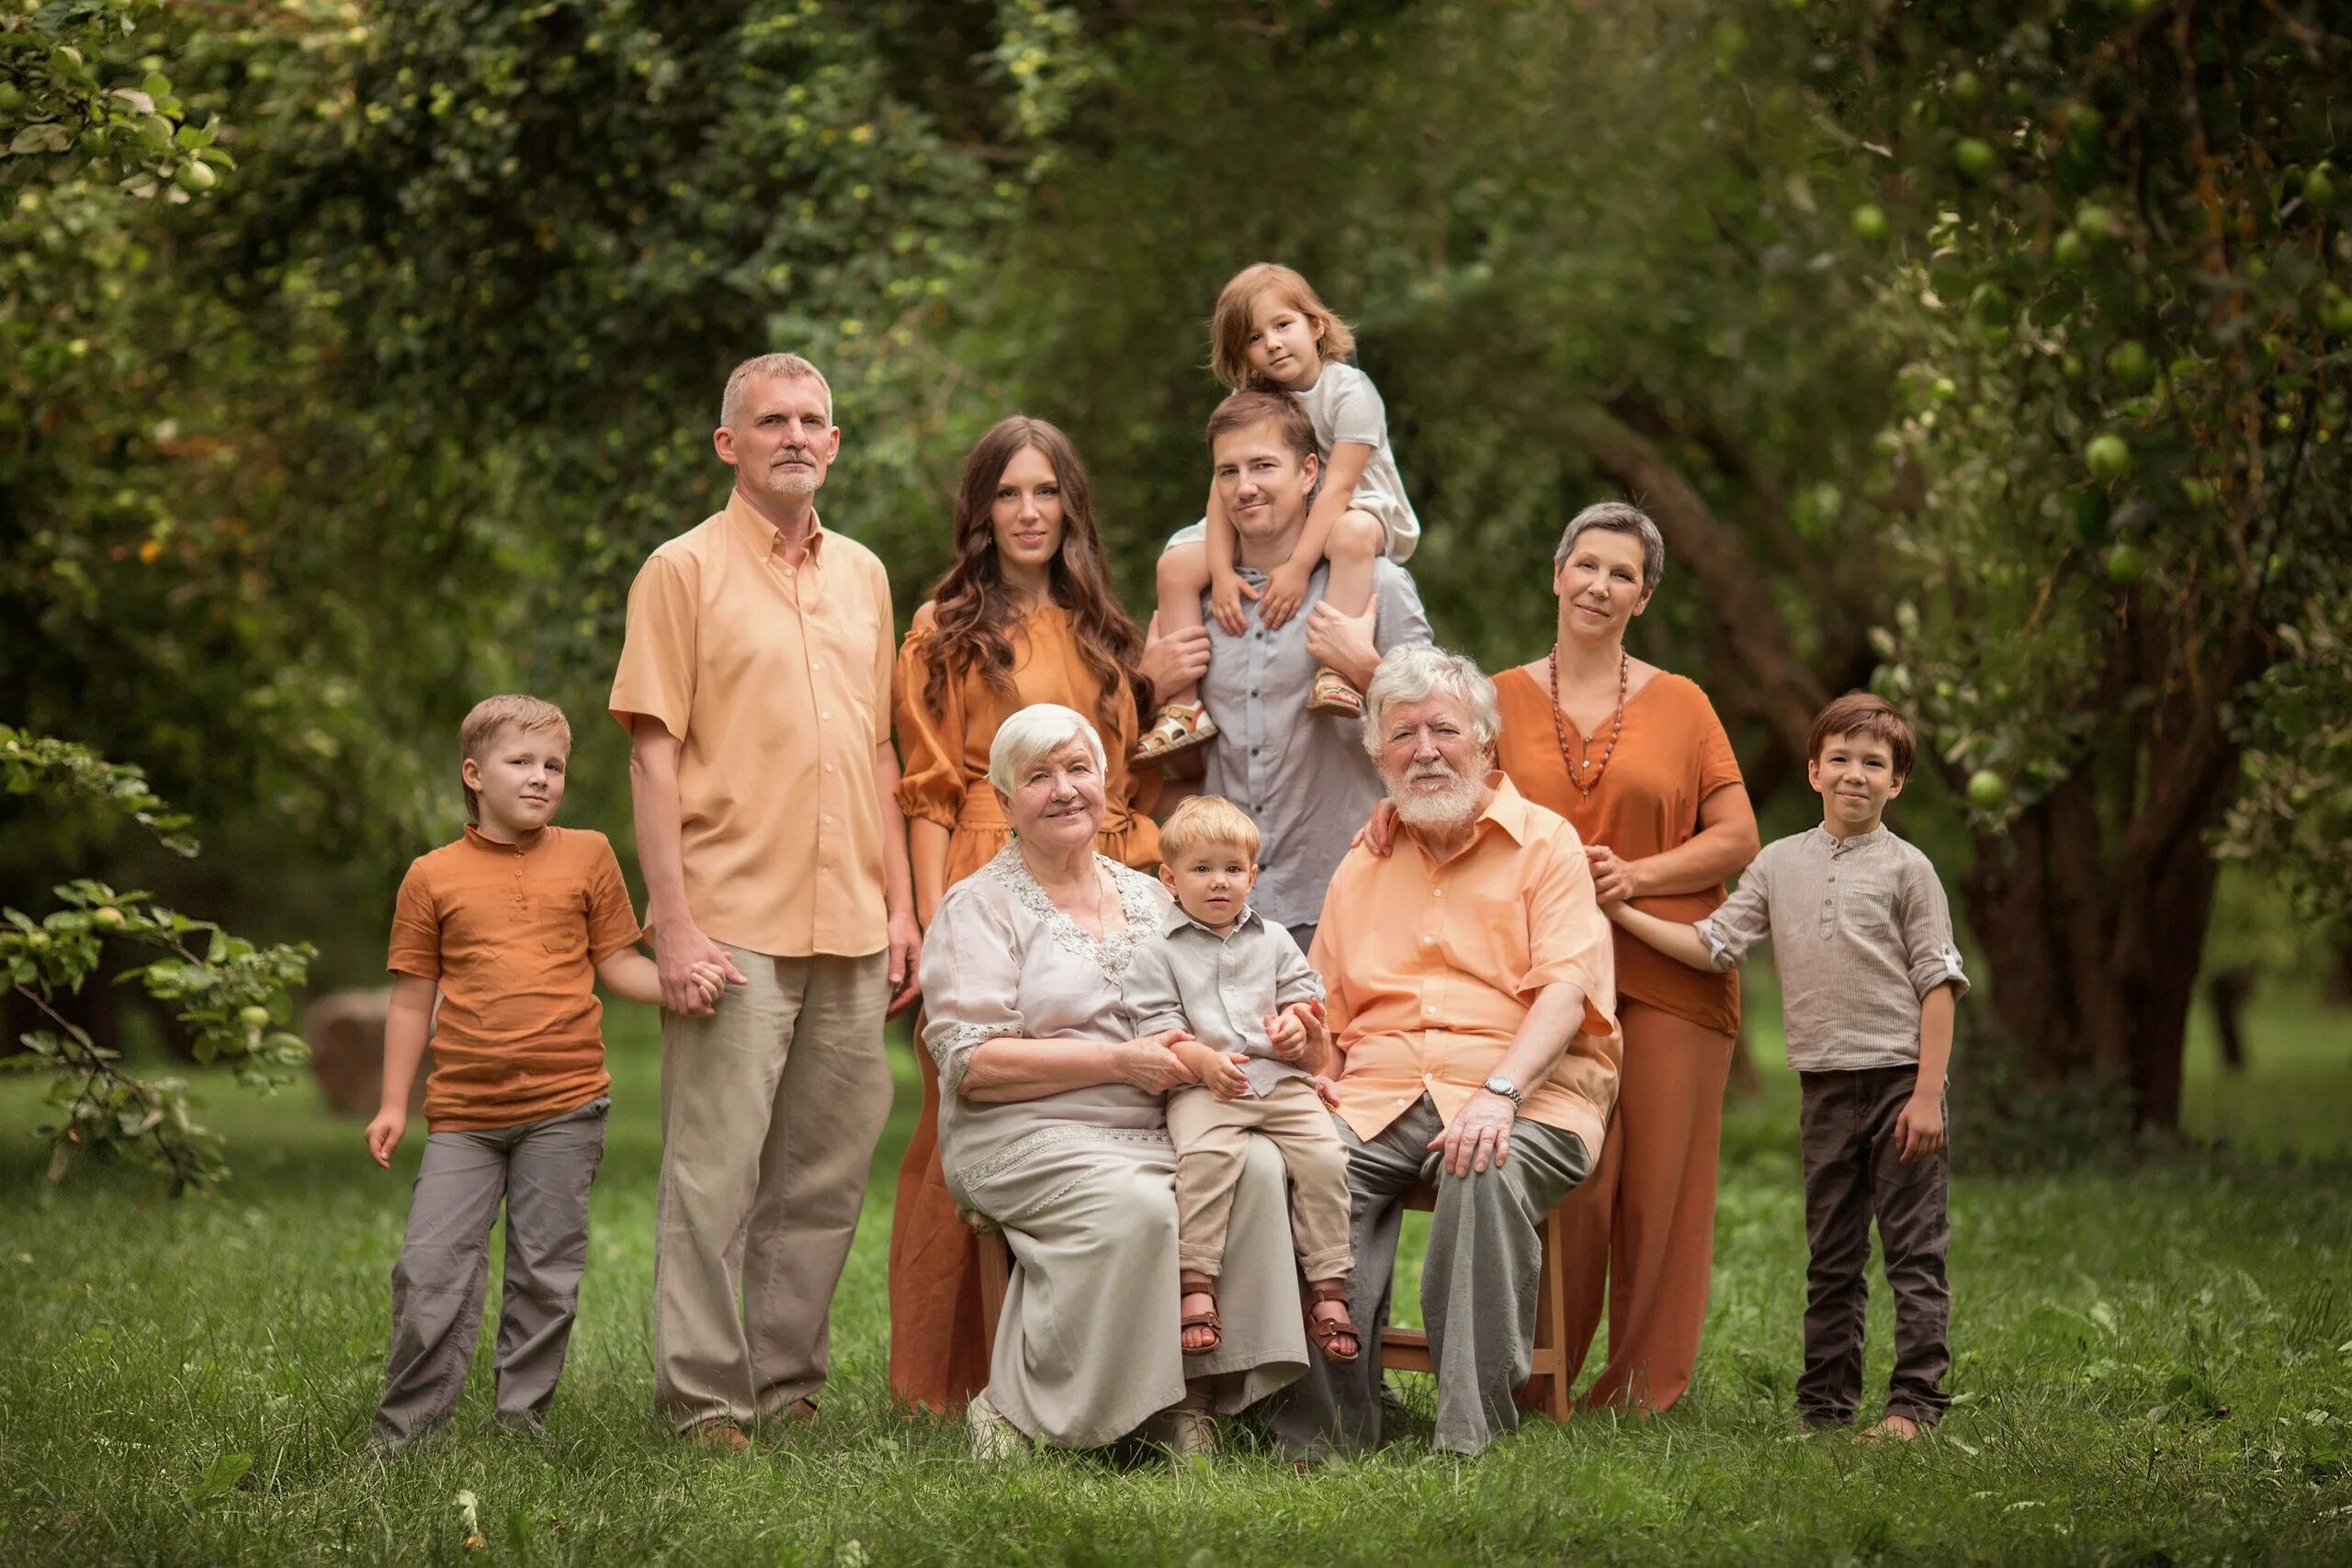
left=188, top=1450, right=254, bottom=1506
left=9, top=122, right=75, bottom=155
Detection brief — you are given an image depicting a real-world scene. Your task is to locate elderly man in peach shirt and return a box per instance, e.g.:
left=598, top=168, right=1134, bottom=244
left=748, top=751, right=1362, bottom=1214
left=1270, top=642, right=1622, bottom=1459
left=610, top=352, right=922, bottom=1450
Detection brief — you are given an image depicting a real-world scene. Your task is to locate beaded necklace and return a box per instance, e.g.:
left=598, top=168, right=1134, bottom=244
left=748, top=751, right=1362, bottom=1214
left=1548, top=644, right=1630, bottom=800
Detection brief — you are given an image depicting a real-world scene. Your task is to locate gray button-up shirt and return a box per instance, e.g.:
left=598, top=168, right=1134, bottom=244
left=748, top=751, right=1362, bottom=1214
left=1121, top=904, right=1326, bottom=1097
left=1695, top=825, right=1970, bottom=1072
left=1199, top=558, right=1431, bottom=930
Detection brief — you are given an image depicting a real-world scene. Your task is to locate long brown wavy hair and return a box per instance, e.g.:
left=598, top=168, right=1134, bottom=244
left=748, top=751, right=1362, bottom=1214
left=920, top=416, right=1149, bottom=742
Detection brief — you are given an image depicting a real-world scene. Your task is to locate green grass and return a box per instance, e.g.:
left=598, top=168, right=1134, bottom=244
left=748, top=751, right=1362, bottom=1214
left=3, top=989, right=2349, bottom=1565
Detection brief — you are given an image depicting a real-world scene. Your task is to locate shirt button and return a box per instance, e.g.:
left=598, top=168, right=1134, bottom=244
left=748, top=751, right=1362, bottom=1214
left=825, top=763, right=837, bottom=774
left=811, top=660, right=822, bottom=670
left=1421, top=935, right=1435, bottom=945
left=1432, top=888, right=1444, bottom=898
left=1424, top=1005, right=1438, bottom=1016
left=820, top=711, right=831, bottom=721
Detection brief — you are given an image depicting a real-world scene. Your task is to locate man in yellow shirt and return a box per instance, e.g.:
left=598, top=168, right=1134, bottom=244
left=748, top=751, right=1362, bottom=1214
left=1272, top=643, right=1621, bottom=1458
left=610, top=353, right=922, bottom=1450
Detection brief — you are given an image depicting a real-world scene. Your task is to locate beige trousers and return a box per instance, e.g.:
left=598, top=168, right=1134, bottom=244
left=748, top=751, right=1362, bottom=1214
left=652, top=947, right=891, bottom=1431
left=1166, top=1076, right=1353, bottom=1282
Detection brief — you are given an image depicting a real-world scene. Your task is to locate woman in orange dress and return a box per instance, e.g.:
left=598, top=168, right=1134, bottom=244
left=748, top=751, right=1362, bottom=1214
left=1495, top=502, right=1760, bottom=1413
left=886, top=415, right=1164, bottom=1415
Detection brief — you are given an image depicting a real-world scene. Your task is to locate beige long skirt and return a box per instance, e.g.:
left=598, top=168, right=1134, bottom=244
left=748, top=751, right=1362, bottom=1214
left=964, top=1127, right=1308, bottom=1448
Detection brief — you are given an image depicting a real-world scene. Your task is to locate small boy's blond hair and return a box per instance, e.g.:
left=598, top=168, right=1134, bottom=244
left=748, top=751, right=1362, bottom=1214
left=1159, top=795, right=1261, bottom=863
left=1209, top=263, right=1356, bottom=390
left=458, top=694, right=572, bottom=823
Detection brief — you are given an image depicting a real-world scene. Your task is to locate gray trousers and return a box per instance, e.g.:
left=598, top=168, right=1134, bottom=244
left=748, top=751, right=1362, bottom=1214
left=375, top=1096, right=609, bottom=1445
left=1798, top=1066, right=1951, bottom=1427
left=1266, top=1094, right=1591, bottom=1457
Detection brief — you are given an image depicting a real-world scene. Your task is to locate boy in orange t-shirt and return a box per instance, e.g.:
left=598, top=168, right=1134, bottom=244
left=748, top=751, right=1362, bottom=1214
left=368, top=694, right=726, bottom=1446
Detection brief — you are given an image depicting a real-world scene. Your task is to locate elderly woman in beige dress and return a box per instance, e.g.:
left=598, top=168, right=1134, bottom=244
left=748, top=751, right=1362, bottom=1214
left=921, top=702, right=1310, bottom=1457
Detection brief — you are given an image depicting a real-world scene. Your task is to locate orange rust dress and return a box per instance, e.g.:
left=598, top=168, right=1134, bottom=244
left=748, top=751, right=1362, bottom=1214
left=1493, top=664, right=1747, bottom=1413
left=885, top=601, right=1161, bottom=1414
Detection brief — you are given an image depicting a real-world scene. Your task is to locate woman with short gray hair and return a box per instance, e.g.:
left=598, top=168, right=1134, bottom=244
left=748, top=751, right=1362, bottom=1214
left=1504, top=500, right=1759, bottom=1413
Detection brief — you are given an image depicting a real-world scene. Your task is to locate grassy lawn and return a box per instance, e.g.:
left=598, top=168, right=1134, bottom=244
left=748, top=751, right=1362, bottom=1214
left=2, top=987, right=2348, bottom=1565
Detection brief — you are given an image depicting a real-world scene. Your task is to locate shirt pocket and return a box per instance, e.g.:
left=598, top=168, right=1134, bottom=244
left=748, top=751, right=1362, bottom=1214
left=539, top=888, right=591, bottom=958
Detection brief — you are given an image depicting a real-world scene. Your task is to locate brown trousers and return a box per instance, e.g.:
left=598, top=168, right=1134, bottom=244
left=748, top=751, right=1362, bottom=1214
left=1797, top=1065, right=1952, bottom=1427
left=1555, top=1000, right=1734, bottom=1411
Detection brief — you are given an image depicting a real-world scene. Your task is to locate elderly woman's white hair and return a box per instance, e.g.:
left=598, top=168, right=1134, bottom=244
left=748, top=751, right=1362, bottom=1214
left=1361, top=644, right=1502, bottom=758
left=988, top=702, right=1108, bottom=796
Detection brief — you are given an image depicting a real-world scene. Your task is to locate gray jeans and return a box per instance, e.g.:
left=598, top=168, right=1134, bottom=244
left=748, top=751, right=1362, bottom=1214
left=375, top=1096, right=609, bottom=1445
left=1266, top=1094, right=1591, bottom=1457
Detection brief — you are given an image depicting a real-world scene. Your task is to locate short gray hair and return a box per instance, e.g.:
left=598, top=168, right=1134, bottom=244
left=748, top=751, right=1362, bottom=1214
left=720, top=353, right=833, bottom=431
left=1361, top=644, right=1501, bottom=758
left=1555, top=501, right=1666, bottom=593
left=987, top=703, right=1107, bottom=796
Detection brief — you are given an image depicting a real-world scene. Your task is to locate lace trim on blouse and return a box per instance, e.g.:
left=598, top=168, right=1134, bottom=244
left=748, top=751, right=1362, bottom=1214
left=930, top=1021, right=1020, bottom=1095
left=978, top=843, right=1159, bottom=983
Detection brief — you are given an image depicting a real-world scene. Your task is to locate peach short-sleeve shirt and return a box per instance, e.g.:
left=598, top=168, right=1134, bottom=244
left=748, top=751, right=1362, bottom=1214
left=386, top=825, right=639, bottom=1131
left=1311, top=776, right=1623, bottom=1157
left=609, top=492, right=895, bottom=958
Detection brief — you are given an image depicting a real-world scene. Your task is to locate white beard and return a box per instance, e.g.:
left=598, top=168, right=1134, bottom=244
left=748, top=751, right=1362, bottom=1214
left=1387, top=763, right=1483, bottom=832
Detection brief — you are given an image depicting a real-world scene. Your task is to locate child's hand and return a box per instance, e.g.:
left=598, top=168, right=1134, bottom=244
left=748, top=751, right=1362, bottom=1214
left=1257, top=559, right=1314, bottom=631
left=1894, top=1091, right=1945, bottom=1164
left=1178, top=1040, right=1251, bottom=1099
left=1208, top=565, right=1257, bottom=637
left=366, top=1107, right=406, bottom=1169
left=1264, top=1008, right=1309, bottom=1062
left=688, top=960, right=732, bottom=1010
left=1311, top=1075, right=1343, bottom=1110
left=1349, top=799, right=1399, bottom=859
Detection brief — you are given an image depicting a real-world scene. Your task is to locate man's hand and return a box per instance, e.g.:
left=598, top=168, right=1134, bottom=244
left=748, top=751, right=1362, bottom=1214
left=1258, top=559, right=1315, bottom=630
left=1429, top=1089, right=1516, bottom=1178
left=1348, top=798, right=1400, bottom=859
left=1139, top=612, right=1215, bottom=706
left=884, top=906, right=922, bottom=1017
left=1304, top=599, right=1380, bottom=689
left=1894, top=1090, right=1945, bottom=1164
left=653, top=912, right=748, bottom=1016
left=366, top=1106, right=406, bottom=1169
left=1176, top=1040, right=1252, bottom=1100
left=1266, top=998, right=1329, bottom=1064
left=1207, top=569, right=1257, bottom=638
left=1586, top=844, right=1644, bottom=905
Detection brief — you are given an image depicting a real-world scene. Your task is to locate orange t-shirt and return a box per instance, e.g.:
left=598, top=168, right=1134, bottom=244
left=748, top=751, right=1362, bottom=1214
left=1493, top=666, right=1747, bottom=1036
left=386, top=824, right=641, bottom=1131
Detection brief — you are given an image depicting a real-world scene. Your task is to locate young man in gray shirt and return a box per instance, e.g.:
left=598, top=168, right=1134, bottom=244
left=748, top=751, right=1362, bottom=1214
left=1608, top=693, right=1968, bottom=1441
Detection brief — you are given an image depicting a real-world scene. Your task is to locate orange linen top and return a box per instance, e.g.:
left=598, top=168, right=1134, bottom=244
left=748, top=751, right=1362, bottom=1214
left=1311, top=776, right=1622, bottom=1157
left=385, top=825, right=640, bottom=1131
left=609, top=495, right=896, bottom=958
left=1494, top=666, right=1747, bottom=1036
left=894, top=601, right=1161, bottom=886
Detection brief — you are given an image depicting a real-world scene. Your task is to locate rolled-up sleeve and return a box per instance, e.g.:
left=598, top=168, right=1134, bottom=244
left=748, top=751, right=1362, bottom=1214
left=1899, top=855, right=1971, bottom=1001
left=892, top=611, right=967, bottom=829
left=608, top=549, right=698, bottom=740
left=1118, top=937, right=1189, bottom=1039
left=918, top=884, right=1026, bottom=1094
left=1696, top=849, right=1776, bottom=971
left=1521, top=831, right=1618, bottom=1043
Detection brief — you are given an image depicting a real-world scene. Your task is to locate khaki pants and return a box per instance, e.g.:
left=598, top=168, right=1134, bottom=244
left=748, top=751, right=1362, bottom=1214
left=1166, top=1076, right=1352, bottom=1282
left=375, top=1096, right=609, bottom=1445
left=652, top=948, right=891, bottom=1431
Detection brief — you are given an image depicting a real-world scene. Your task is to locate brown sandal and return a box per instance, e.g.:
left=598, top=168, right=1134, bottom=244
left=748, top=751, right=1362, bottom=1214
left=1180, top=1275, right=1223, bottom=1355
left=1304, top=1280, right=1361, bottom=1363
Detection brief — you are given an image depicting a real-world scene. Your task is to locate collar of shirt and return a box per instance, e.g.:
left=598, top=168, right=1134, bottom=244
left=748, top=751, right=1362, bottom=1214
left=1162, top=902, right=1264, bottom=940
left=723, top=491, right=827, bottom=563
left=1815, top=822, right=1889, bottom=855
left=1398, top=773, right=1543, bottom=861
left=462, top=822, right=547, bottom=856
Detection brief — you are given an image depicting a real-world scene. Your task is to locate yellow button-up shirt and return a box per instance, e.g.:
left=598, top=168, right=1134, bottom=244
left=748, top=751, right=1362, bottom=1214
left=609, top=492, right=895, bottom=958
left=1310, top=775, right=1622, bottom=1156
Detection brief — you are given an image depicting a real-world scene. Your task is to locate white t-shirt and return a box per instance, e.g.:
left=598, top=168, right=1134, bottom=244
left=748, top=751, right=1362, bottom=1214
left=1293, top=362, right=1420, bottom=561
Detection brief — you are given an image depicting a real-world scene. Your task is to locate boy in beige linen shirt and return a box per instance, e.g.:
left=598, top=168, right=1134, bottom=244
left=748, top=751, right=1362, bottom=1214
left=609, top=352, right=922, bottom=1450
left=1609, top=693, right=1968, bottom=1440
left=1118, top=795, right=1359, bottom=1366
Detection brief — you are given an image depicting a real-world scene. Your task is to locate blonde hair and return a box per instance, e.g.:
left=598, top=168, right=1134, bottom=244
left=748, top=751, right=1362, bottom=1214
left=986, top=703, right=1106, bottom=797
left=1208, top=263, right=1356, bottom=390
left=1158, top=795, right=1261, bottom=863
left=458, top=695, right=571, bottom=824
left=720, top=352, right=832, bottom=431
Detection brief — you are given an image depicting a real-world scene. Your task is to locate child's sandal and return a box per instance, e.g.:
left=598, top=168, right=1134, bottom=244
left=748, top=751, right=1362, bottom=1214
left=1304, top=1280, right=1361, bottom=1363
left=1306, top=666, right=1365, bottom=716
left=1180, top=1280, right=1224, bottom=1356
left=1133, top=700, right=1219, bottom=764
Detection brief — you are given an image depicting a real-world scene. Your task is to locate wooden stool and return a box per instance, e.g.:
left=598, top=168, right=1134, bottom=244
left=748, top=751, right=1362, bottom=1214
left=962, top=1208, right=1012, bottom=1360
left=1377, top=1182, right=1576, bottom=1421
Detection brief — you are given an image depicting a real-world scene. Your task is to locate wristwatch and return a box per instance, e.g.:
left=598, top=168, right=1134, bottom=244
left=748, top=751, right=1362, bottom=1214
left=1481, top=1074, right=1524, bottom=1108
